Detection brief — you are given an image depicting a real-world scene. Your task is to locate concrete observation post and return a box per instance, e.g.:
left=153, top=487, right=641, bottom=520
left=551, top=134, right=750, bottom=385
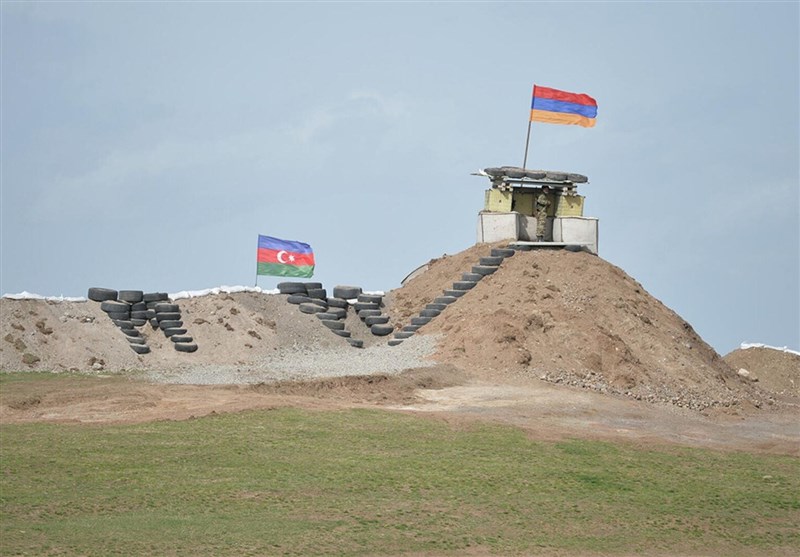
left=473, top=166, right=599, bottom=254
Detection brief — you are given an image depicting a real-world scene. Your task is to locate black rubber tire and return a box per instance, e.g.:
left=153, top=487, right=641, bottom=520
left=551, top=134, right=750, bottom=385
left=156, top=312, right=182, bottom=322
left=308, top=299, right=328, bottom=308
left=326, top=297, right=349, bottom=309
left=410, top=316, right=431, bottom=326
left=358, top=309, right=382, bottom=319
left=326, top=307, right=347, bottom=319
left=130, top=319, right=147, bottom=327
left=394, top=331, right=414, bottom=339
left=510, top=244, right=533, bottom=251
left=388, top=339, right=404, bottom=347
left=567, top=173, right=588, bottom=183
left=333, top=286, right=362, bottom=299
left=299, top=303, right=326, bottom=314
left=101, top=300, right=129, bottom=313
left=442, top=289, right=466, bottom=298
left=287, top=294, right=311, bottom=305
left=127, top=336, right=147, bottom=345
left=420, top=309, right=441, bottom=318
left=371, top=323, right=393, bottom=336
left=123, top=329, right=140, bottom=338
left=307, top=288, right=327, bottom=300
left=347, top=338, right=364, bottom=349
left=452, top=281, right=477, bottom=291
left=174, top=343, right=198, bottom=353
left=130, top=310, right=149, bottom=320
left=164, top=328, right=188, bottom=337
left=170, top=335, right=193, bottom=343
left=118, top=290, right=144, bottom=303
left=113, top=319, right=135, bottom=329
left=479, top=256, right=503, bottom=266
left=145, top=309, right=156, bottom=320
left=315, top=312, right=338, bottom=321
left=491, top=248, right=515, bottom=258
left=87, top=287, right=118, bottom=302
left=302, top=282, right=323, bottom=291
left=433, top=296, right=458, bottom=305
left=155, top=303, right=179, bottom=313
left=106, top=311, right=130, bottom=321
left=332, top=329, right=351, bottom=338
left=130, top=344, right=150, bottom=354
left=425, top=304, right=447, bottom=312
left=159, top=320, right=183, bottom=330
left=365, top=315, right=390, bottom=326
left=143, top=292, right=169, bottom=302
left=472, top=266, right=498, bottom=276
left=402, top=325, right=420, bottom=332
left=546, top=171, right=568, bottom=181
left=323, top=320, right=345, bottom=331
left=357, top=293, right=382, bottom=304
left=483, top=167, right=505, bottom=178
left=131, top=302, right=147, bottom=311
left=354, top=302, right=379, bottom=312
left=462, top=272, right=482, bottom=282
left=524, top=169, right=547, bottom=180
left=149, top=318, right=159, bottom=328
left=277, top=282, right=307, bottom=294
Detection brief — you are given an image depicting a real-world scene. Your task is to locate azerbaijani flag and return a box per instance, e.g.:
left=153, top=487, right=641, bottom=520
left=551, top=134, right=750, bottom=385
left=530, top=85, right=598, bottom=128
left=257, top=235, right=315, bottom=278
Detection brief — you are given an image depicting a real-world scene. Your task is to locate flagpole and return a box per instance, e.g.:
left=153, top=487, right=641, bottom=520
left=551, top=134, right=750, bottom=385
left=522, top=119, right=533, bottom=170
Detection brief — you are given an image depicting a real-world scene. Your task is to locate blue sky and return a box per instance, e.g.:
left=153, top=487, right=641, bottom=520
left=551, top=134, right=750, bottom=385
left=2, top=2, right=798, bottom=354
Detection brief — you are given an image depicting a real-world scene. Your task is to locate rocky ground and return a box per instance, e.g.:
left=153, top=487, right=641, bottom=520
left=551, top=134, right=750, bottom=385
left=2, top=243, right=798, bottom=455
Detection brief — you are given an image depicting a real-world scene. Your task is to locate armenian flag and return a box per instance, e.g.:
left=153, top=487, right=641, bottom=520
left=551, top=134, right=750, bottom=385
left=530, top=85, right=598, bottom=128
left=257, top=235, right=315, bottom=278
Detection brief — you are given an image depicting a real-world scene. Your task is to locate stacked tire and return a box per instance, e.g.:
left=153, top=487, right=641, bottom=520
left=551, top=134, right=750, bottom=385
left=154, top=301, right=197, bottom=353
left=354, top=292, right=393, bottom=338
left=88, top=287, right=150, bottom=354
left=391, top=248, right=515, bottom=346
left=332, top=285, right=363, bottom=348
left=280, top=282, right=363, bottom=348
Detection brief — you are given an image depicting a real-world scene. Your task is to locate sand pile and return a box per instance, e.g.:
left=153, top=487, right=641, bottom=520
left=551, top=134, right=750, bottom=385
left=389, top=246, right=772, bottom=411
left=1, top=244, right=790, bottom=413
left=724, top=347, right=799, bottom=399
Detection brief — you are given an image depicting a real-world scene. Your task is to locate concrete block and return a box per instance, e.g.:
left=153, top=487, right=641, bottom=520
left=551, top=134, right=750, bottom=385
left=476, top=211, right=518, bottom=243
left=552, top=217, right=598, bottom=254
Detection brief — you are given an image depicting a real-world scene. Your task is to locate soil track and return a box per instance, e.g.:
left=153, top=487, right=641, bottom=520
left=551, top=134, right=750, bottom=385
left=2, top=245, right=798, bottom=456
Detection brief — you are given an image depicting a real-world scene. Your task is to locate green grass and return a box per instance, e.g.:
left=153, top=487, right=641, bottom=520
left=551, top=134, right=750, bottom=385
left=1, top=407, right=798, bottom=556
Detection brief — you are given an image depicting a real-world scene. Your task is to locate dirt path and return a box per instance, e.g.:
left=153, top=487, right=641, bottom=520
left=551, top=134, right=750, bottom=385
left=3, top=366, right=797, bottom=456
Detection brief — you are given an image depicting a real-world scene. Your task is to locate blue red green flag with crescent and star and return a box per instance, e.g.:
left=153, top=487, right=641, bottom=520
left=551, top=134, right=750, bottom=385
left=257, top=235, right=315, bottom=278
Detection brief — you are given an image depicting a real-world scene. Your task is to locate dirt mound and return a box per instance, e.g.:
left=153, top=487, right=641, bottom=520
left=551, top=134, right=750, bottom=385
left=0, top=291, right=385, bottom=373
left=390, top=247, right=775, bottom=412
left=0, top=245, right=786, bottom=415
left=724, top=347, right=799, bottom=398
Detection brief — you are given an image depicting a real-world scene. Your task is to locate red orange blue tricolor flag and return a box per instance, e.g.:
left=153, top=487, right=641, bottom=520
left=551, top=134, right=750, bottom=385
left=257, top=235, right=315, bottom=278
left=530, top=85, right=598, bottom=128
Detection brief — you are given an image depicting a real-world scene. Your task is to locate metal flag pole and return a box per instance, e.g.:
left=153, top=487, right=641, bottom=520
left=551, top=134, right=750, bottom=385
left=522, top=118, right=533, bottom=170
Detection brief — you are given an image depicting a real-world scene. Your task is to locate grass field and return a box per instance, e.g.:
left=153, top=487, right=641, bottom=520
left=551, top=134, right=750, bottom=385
left=2, top=385, right=799, bottom=555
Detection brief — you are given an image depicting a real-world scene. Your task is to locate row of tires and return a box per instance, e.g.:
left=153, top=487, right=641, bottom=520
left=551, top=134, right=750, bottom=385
left=388, top=247, right=518, bottom=346
left=87, top=288, right=198, bottom=354
left=278, top=282, right=394, bottom=348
